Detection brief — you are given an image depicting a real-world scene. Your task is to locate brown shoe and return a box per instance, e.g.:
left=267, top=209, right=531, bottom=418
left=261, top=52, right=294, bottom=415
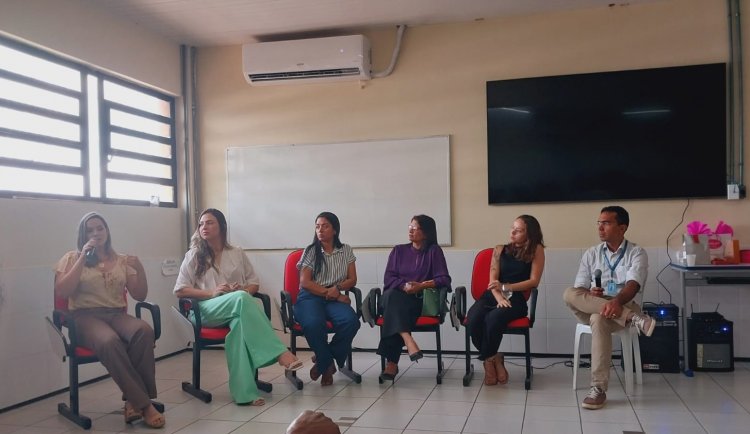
left=321, top=363, right=337, bottom=386
left=493, top=353, right=508, bottom=385
left=381, top=361, right=399, bottom=380
left=483, top=355, right=498, bottom=385
left=581, top=386, right=607, bottom=410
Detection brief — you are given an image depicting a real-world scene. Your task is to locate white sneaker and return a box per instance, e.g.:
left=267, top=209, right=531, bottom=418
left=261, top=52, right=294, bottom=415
left=631, top=313, right=655, bottom=337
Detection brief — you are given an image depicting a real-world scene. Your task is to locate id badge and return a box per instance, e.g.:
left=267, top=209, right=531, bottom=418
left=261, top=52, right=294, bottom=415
left=606, top=281, right=618, bottom=297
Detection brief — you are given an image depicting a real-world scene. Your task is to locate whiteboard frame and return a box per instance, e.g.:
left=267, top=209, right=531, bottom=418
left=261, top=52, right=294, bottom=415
left=226, top=136, right=451, bottom=250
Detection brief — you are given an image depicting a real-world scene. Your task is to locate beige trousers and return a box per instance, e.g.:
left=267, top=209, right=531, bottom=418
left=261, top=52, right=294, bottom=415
left=72, top=308, right=156, bottom=410
left=562, top=287, right=641, bottom=391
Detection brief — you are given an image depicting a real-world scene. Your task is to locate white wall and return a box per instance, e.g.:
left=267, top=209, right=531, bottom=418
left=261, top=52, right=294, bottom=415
left=0, top=0, right=185, bottom=410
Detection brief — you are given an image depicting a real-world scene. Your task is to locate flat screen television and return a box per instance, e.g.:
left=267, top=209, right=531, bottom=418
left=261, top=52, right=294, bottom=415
left=487, top=63, right=727, bottom=204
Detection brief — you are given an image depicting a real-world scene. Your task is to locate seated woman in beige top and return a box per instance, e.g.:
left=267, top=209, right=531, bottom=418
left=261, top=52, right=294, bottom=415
left=54, top=212, right=164, bottom=429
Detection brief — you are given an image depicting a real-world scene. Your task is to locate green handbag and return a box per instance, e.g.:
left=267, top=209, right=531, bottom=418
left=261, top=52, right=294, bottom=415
left=419, top=287, right=441, bottom=317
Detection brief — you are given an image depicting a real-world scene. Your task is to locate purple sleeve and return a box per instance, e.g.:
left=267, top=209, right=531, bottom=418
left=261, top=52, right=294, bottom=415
left=429, top=246, right=452, bottom=288
left=383, top=247, right=405, bottom=291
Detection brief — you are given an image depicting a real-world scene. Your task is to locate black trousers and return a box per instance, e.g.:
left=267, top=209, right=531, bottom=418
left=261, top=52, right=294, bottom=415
left=376, top=288, right=422, bottom=363
left=466, top=291, right=527, bottom=360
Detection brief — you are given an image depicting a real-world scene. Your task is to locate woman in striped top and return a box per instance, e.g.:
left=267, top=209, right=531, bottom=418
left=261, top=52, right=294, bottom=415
left=295, top=212, right=361, bottom=386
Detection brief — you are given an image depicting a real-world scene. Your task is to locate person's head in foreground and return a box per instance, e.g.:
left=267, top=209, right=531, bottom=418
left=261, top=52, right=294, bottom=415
left=286, top=410, right=340, bottom=434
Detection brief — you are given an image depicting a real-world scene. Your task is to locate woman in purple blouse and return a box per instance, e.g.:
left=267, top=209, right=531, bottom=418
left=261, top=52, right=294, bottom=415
left=377, top=215, right=451, bottom=379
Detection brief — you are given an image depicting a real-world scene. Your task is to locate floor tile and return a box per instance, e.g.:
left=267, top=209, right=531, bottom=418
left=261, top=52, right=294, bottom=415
left=2, top=351, right=749, bottom=434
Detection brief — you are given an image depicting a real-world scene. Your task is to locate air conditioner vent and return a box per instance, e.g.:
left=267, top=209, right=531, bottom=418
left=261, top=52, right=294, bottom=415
left=248, top=68, right=362, bottom=82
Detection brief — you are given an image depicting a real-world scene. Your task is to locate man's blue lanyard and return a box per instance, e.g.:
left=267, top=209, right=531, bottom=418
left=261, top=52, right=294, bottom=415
left=603, top=240, right=627, bottom=294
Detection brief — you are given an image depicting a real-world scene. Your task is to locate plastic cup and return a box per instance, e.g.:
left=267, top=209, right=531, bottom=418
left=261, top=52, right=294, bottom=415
left=686, top=254, right=696, bottom=267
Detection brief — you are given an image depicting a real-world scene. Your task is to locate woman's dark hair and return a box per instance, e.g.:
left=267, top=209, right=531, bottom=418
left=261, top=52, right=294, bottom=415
left=506, top=214, right=545, bottom=263
left=77, top=212, right=113, bottom=267
left=412, top=214, right=438, bottom=249
left=306, top=212, right=342, bottom=279
left=191, top=208, right=232, bottom=278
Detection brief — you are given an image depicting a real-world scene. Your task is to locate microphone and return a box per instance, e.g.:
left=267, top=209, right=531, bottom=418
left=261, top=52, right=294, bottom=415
left=594, top=269, right=602, bottom=288
left=85, top=247, right=97, bottom=267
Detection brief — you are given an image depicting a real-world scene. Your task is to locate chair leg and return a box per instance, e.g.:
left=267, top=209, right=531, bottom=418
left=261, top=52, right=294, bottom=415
left=621, top=331, right=634, bottom=396
left=524, top=331, right=532, bottom=390
left=573, top=324, right=586, bottom=390
left=255, top=369, right=273, bottom=393
left=633, top=327, right=643, bottom=385
left=58, top=358, right=92, bottom=430
left=463, top=326, right=474, bottom=387
left=435, top=327, right=446, bottom=385
left=284, top=333, right=304, bottom=390
left=339, top=351, right=362, bottom=383
left=182, top=345, right=212, bottom=402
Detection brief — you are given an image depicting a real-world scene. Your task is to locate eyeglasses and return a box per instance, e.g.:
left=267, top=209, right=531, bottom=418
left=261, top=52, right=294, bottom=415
left=596, top=221, right=614, bottom=227
left=408, top=225, right=421, bottom=231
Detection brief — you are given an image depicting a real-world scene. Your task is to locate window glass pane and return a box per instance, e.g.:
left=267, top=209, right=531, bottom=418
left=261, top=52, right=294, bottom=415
left=110, top=109, right=171, bottom=138
left=0, top=77, right=80, bottom=115
left=108, top=156, right=172, bottom=179
left=0, top=107, right=80, bottom=141
left=0, top=137, right=80, bottom=166
left=103, top=81, right=170, bottom=117
left=0, top=166, right=83, bottom=195
left=106, top=179, right=173, bottom=203
left=0, top=44, right=81, bottom=91
left=111, top=132, right=171, bottom=158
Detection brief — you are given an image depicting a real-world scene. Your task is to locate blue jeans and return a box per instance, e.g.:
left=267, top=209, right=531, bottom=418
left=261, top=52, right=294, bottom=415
left=294, top=288, right=361, bottom=373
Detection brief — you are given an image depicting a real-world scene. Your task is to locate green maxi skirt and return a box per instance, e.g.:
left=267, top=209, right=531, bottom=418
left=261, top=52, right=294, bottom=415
left=192, top=291, right=287, bottom=404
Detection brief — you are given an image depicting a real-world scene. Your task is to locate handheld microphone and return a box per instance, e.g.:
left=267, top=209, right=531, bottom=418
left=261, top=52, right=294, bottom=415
left=85, top=247, right=97, bottom=267
left=594, top=269, right=602, bottom=288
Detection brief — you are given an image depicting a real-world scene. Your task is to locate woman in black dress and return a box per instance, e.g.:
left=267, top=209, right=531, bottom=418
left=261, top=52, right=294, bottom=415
left=466, top=215, right=545, bottom=385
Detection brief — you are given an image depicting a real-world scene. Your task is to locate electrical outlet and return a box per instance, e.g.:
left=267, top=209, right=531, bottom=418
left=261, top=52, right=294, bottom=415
left=727, top=184, right=740, bottom=200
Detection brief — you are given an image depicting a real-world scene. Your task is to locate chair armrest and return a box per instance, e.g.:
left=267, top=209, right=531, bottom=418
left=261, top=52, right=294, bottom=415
left=44, top=316, right=69, bottom=360
left=450, top=285, right=466, bottom=330
left=253, top=292, right=272, bottom=320
left=346, top=286, right=363, bottom=318
left=135, top=301, right=161, bottom=341
left=54, top=309, right=82, bottom=349
left=180, top=298, right=204, bottom=330
left=528, top=287, right=538, bottom=327
left=279, top=290, right=294, bottom=333
left=361, top=287, right=381, bottom=327
left=437, top=286, right=452, bottom=322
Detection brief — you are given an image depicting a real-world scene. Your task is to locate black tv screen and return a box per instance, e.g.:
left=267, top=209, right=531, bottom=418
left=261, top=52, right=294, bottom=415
left=487, top=63, right=727, bottom=204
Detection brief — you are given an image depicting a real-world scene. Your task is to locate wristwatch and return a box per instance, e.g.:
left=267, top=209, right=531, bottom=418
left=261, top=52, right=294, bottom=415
left=501, top=284, right=512, bottom=300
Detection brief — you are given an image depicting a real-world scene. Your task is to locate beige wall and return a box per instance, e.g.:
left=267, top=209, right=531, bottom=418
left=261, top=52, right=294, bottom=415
left=0, top=0, right=181, bottom=95
left=197, top=0, right=748, bottom=250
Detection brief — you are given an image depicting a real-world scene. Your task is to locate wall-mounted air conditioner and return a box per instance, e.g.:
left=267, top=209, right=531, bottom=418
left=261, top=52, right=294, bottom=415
left=242, top=35, right=371, bottom=86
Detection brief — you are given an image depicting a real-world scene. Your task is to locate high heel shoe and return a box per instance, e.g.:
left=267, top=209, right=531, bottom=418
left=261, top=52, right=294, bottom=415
left=409, top=350, right=424, bottom=362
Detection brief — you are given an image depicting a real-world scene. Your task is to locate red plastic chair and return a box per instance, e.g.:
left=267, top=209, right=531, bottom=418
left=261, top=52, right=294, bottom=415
left=279, top=249, right=363, bottom=389
left=451, top=248, right=538, bottom=389
left=45, top=291, right=162, bottom=430
left=172, top=292, right=273, bottom=402
left=363, top=285, right=452, bottom=385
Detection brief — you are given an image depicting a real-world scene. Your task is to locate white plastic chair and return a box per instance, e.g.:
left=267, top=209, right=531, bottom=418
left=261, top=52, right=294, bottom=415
left=572, top=322, right=643, bottom=395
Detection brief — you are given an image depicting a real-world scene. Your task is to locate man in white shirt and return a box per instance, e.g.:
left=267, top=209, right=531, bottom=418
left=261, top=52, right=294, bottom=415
left=563, top=206, right=655, bottom=410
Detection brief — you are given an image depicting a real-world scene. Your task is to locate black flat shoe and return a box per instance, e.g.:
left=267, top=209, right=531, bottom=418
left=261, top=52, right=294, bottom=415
left=409, top=350, right=423, bottom=362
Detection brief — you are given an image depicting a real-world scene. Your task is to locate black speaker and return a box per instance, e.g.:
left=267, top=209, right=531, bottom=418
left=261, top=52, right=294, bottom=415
left=687, top=312, right=734, bottom=372
left=638, top=304, right=680, bottom=373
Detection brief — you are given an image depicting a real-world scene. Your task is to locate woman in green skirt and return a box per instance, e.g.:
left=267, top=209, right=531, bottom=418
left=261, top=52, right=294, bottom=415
left=174, top=208, right=303, bottom=405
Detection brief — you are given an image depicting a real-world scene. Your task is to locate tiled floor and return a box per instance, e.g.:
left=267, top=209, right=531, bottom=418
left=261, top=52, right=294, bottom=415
left=1, top=350, right=749, bottom=433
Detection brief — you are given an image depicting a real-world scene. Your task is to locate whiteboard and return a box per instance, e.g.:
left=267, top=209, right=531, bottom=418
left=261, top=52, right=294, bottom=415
left=226, top=136, right=451, bottom=249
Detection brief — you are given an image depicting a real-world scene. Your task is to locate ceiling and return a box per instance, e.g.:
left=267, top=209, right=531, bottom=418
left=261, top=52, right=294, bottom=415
left=84, top=0, right=660, bottom=47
